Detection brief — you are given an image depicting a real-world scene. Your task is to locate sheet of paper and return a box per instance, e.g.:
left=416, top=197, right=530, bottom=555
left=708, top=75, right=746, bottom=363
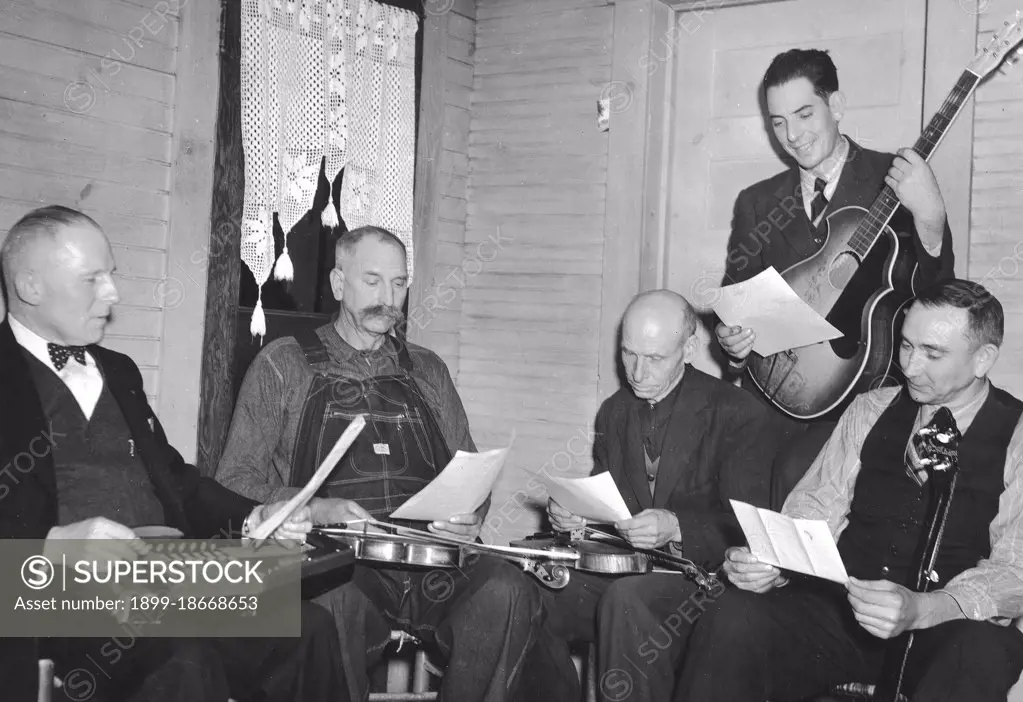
left=729, top=500, right=848, bottom=584
left=250, top=415, right=366, bottom=540
left=389, top=438, right=513, bottom=521
left=794, top=518, right=849, bottom=584
left=711, top=267, right=843, bottom=356
left=545, top=472, right=632, bottom=524
left=729, top=499, right=779, bottom=567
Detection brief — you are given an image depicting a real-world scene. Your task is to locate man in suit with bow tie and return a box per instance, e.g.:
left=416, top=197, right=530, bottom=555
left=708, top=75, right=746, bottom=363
left=715, top=48, right=956, bottom=509
left=0, top=205, right=348, bottom=702
left=535, top=289, right=775, bottom=701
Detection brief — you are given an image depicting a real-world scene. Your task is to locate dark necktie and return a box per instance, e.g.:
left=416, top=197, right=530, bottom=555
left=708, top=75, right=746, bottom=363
left=47, top=342, right=87, bottom=371
left=810, top=176, right=828, bottom=224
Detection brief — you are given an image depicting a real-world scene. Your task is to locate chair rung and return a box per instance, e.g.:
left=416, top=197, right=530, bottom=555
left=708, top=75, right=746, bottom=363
left=368, top=694, right=438, bottom=701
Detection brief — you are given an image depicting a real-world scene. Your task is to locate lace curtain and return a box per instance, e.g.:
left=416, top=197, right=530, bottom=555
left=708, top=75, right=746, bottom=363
left=240, top=0, right=419, bottom=336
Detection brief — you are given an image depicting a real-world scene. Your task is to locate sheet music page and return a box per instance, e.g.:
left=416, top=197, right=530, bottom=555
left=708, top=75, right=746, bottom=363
left=544, top=472, right=633, bottom=524
left=729, top=499, right=779, bottom=567
left=730, top=500, right=848, bottom=584
left=711, top=267, right=843, bottom=356
left=389, top=442, right=511, bottom=521
left=794, top=518, right=849, bottom=584
left=759, top=509, right=815, bottom=576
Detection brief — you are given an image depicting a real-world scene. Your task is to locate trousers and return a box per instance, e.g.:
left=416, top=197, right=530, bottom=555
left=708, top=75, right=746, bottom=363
left=313, top=554, right=556, bottom=702
left=45, top=600, right=346, bottom=702
left=675, top=580, right=1023, bottom=702
left=523, top=569, right=722, bottom=701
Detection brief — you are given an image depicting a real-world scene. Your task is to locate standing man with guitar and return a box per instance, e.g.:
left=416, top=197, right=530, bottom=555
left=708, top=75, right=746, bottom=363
left=678, top=279, right=1023, bottom=702
left=716, top=49, right=955, bottom=507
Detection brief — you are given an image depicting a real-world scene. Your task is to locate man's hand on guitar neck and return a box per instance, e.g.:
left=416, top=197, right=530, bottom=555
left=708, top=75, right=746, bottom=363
left=845, top=577, right=964, bottom=639
left=716, top=323, right=756, bottom=370
left=885, top=148, right=947, bottom=255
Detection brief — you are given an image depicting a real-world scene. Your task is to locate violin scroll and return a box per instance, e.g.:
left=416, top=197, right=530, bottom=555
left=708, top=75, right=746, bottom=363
left=520, top=560, right=572, bottom=590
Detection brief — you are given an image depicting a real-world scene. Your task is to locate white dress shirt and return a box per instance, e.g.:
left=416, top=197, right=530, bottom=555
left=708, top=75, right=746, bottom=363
left=799, top=135, right=943, bottom=256
left=799, top=136, right=849, bottom=225
left=9, top=314, right=104, bottom=420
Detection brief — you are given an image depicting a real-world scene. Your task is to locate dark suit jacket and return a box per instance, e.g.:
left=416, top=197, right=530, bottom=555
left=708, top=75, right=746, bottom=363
left=724, top=138, right=955, bottom=288
left=0, top=319, right=257, bottom=699
left=0, top=320, right=257, bottom=540
left=592, top=366, right=774, bottom=569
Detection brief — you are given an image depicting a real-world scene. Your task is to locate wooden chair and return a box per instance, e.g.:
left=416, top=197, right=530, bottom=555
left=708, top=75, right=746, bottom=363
left=367, top=633, right=599, bottom=702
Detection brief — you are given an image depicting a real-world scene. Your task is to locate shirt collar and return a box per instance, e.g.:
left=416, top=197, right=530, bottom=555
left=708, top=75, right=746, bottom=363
left=9, top=313, right=61, bottom=373
left=799, top=135, right=850, bottom=192
left=323, top=322, right=400, bottom=364
left=8, top=313, right=96, bottom=374
left=921, top=379, right=990, bottom=435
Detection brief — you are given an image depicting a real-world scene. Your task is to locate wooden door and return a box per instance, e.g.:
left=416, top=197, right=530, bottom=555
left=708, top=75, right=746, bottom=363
left=665, top=0, right=928, bottom=375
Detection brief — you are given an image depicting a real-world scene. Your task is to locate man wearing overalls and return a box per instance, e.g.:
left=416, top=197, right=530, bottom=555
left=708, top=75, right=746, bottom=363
left=216, top=226, right=571, bottom=701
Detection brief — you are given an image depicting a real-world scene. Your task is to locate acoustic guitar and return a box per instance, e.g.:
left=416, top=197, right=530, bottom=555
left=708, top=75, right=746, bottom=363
left=748, top=13, right=1023, bottom=420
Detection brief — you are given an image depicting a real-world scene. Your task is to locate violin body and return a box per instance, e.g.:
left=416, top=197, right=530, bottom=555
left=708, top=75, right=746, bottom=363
left=511, top=532, right=721, bottom=592
left=511, top=536, right=650, bottom=576
left=312, top=526, right=575, bottom=590
left=313, top=528, right=465, bottom=569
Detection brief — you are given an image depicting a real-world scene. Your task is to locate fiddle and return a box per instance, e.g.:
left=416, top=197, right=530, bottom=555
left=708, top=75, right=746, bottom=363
left=512, top=526, right=721, bottom=593
left=312, top=519, right=577, bottom=590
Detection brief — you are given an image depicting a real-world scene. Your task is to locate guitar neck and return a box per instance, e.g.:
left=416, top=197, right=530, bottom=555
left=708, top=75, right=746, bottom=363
left=848, top=69, right=983, bottom=258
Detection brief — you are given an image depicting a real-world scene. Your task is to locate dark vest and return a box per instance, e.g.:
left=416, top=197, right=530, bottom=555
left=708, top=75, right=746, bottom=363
left=838, top=386, right=1022, bottom=587
left=25, top=353, right=165, bottom=528
left=289, top=330, right=452, bottom=519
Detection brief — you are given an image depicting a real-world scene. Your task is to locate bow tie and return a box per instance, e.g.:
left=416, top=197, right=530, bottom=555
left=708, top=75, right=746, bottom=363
left=47, top=342, right=88, bottom=371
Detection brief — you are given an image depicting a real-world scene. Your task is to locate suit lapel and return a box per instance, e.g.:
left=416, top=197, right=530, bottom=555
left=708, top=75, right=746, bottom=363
left=652, top=369, right=711, bottom=508
left=0, top=322, right=57, bottom=499
left=623, top=402, right=654, bottom=510
left=823, top=138, right=878, bottom=216
left=770, top=169, right=819, bottom=262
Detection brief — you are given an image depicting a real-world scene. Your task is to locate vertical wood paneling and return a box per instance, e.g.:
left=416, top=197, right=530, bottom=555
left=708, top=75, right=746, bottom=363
left=156, top=0, right=222, bottom=464
left=970, top=0, right=1023, bottom=399
left=410, top=2, right=476, bottom=378
left=197, top=0, right=243, bottom=477
left=464, top=0, right=612, bottom=544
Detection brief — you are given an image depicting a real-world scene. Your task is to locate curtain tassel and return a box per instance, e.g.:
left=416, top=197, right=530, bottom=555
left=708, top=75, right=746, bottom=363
left=250, top=293, right=266, bottom=341
left=321, top=189, right=339, bottom=228
left=273, top=244, right=294, bottom=281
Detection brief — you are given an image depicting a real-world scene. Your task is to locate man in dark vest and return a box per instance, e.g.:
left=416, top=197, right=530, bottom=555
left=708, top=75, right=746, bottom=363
left=715, top=48, right=955, bottom=508
left=216, top=225, right=577, bottom=702
left=0, top=205, right=347, bottom=702
left=675, top=279, right=1023, bottom=702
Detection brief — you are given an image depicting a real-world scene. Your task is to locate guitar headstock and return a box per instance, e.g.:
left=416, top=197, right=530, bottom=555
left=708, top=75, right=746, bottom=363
left=967, top=10, right=1023, bottom=78
left=912, top=407, right=962, bottom=487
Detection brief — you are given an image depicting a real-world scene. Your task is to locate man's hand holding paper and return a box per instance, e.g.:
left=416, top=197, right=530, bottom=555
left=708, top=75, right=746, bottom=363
left=387, top=440, right=512, bottom=541
left=712, top=267, right=842, bottom=356
left=544, top=473, right=632, bottom=525
left=723, top=546, right=788, bottom=593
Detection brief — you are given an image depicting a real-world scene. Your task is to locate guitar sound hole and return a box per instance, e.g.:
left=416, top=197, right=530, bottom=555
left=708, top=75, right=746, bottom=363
left=827, top=252, right=859, bottom=289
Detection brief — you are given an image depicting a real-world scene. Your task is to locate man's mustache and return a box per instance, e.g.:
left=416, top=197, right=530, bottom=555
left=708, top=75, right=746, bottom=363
left=363, top=305, right=405, bottom=322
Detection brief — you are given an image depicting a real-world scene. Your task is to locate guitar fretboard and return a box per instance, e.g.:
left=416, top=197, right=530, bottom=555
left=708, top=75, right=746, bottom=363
left=847, top=70, right=981, bottom=258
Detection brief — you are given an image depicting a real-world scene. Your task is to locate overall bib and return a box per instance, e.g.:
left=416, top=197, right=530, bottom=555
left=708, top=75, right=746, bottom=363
left=290, top=329, right=543, bottom=702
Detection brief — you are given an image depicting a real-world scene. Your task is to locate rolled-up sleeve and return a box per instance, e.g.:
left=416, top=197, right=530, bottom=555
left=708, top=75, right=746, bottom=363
left=942, top=419, right=1023, bottom=623
left=783, top=389, right=896, bottom=539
